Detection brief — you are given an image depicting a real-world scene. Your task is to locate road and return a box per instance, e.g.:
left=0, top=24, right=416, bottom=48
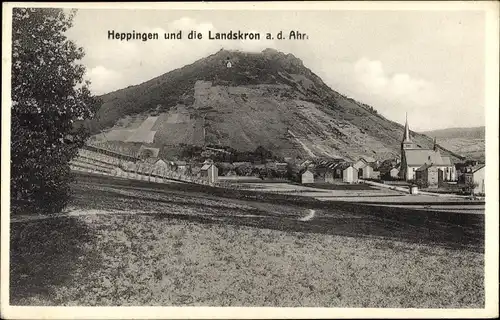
left=66, top=173, right=485, bottom=253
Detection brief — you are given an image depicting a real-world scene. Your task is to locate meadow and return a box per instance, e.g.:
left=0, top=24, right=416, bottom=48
left=10, top=175, right=484, bottom=307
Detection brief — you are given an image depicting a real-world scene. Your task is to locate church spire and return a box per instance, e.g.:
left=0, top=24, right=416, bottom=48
left=403, top=112, right=411, bottom=142
left=433, top=137, right=438, bottom=151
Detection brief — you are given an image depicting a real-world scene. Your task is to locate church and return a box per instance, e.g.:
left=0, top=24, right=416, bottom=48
left=399, top=115, right=456, bottom=182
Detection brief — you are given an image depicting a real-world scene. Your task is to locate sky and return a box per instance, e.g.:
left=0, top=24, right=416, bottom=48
left=64, top=7, right=487, bottom=132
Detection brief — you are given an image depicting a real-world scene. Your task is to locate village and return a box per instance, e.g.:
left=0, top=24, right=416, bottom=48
left=70, top=115, right=486, bottom=200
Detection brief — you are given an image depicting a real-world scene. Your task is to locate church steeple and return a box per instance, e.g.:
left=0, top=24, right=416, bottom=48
left=403, top=112, right=411, bottom=143
left=433, top=137, right=438, bottom=151
left=401, top=113, right=416, bottom=150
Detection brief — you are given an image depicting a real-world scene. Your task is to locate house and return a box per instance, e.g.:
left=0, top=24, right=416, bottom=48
left=390, top=166, right=400, bottom=179
left=399, top=115, right=456, bottom=181
left=379, top=159, right=400, bottom=180
left=200, top=162, right=219, bottom=184
left=340, top=163, right=358, bottom=183
left=314, top=162, right=337, bottom=183
left=155, top=159, right=168, bottom=167
left=174, top=161, right=188, bottom=172
left=464, top=164, right=485, bottom=194
left=354, top=158, right=374, bottom=179
left=330, top=162, right=358, bottom=183
left=301, top=169, right=314, bottom=184
left=415, top=163, right=442, bottom=188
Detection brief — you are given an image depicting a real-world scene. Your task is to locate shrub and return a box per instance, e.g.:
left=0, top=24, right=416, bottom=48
left=11, top=8, right=100, bottom=215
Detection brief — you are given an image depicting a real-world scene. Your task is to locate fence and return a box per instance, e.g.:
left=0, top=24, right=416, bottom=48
left=71, top=148, right=212, bottom=186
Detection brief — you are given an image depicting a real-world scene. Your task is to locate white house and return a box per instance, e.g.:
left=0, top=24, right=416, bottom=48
left=201, top=163, right=219, bottom=184
left=464, top=164, right=485, bottom=194
left=390, top=167, right=400, bottom=179
left=301, top=169, right=314, bottom=184
left=343, top=166, right=358, bottom=183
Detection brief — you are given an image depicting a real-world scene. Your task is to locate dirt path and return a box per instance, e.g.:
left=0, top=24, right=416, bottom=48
left=299, top=209, right=316, bottom=221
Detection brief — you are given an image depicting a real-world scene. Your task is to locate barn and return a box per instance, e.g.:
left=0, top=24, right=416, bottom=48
left=200, top=163, right=219, bottom=184
left=301, top=169, right=314, bottom=184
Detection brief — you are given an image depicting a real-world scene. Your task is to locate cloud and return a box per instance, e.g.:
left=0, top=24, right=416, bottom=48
left=321, top=57, right=443, bottom=129
left=353, top=57, right=437, bottom=105
left=85, top=66, right=123, bottom=95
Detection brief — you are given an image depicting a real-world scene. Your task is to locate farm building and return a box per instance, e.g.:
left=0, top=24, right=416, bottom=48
left=340, top=164, right=358, bottom=183
left=464, top=164, right=485, bottom=194
left=200, top=163, right=219, bottom=184
left=301, top=169, right=314, bottom=184
left=314, top=163, right=337, bottom=183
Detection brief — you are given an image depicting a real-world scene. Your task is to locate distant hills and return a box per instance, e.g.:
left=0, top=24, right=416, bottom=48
left=422, top=126, right=485, bottom=161
left=422, top=126, right=485, bottom=140
left=83, top=48, right=466, bottom=163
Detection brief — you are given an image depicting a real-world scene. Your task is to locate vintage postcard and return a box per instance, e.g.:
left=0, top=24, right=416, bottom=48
left=1, top=1, right=499, bottom=319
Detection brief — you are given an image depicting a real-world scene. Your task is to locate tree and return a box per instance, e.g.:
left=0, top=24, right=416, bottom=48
left=11, top=8, right=100, bottom=214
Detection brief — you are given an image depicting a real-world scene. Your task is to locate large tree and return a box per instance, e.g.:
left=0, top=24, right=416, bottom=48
left=11, top=8, right=100, bottom=214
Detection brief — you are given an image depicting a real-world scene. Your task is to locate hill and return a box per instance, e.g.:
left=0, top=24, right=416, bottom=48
left=423, top=127, right=485, bottom=140
left=422, top=127, right=485, bottom=161
left=84, top=48, right=461, bottom=162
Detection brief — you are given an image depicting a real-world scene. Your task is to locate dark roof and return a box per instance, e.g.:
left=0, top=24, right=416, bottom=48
left=301, top=169, right=314, bottom=175
left=201, top=164, right=212, bottom=170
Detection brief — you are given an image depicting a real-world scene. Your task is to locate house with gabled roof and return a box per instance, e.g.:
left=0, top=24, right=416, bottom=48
left=338, top=162, right=358, bottom=183
left=301, top=168, right=314, bottom=184
left=200, top=161, right=218, bottom=184
left=415, top=163, right=442, bottom=187
left=464, top=164, right=485, bottom=194
left=354, top=158, right=374, bottom=179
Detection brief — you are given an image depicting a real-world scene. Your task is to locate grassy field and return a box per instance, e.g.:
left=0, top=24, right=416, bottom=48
left=10, top=175, right=484, bottom=307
